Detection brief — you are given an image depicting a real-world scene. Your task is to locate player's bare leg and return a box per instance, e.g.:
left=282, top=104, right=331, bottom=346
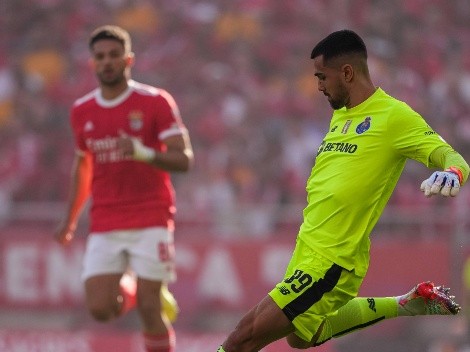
left=121, top=271, right=178, bottom=322
left=84, top=274, right=123, bottom=321
left=285, top=322, right=325, bottom=349
left=221, top=295, right=295, bottom=352
left=137, top=277, right=175, bottom=352
left=136, top=278, right=167, bottom=330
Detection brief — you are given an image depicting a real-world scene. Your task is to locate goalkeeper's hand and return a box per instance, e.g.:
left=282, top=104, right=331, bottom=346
left=420, top=167, right=462, bottom=197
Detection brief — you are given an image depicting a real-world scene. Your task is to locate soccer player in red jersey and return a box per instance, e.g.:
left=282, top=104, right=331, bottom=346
left=54, top=25, right=194, bottom=352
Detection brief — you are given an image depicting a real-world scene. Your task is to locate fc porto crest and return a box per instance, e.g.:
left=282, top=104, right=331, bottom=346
left=128, top=110, right=144, bottom=131
left=356, top=117, right=371, bottom=134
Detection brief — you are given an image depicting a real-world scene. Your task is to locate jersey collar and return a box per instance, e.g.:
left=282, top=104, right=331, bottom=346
left=95, top=80, right=135, bottom=108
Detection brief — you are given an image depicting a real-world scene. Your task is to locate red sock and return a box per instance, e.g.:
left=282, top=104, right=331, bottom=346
left=119, top=276, right=137, bottom=316
left=143, top=329, right=175, bottom=352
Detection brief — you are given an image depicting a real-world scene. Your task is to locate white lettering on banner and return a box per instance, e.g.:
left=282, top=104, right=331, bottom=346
left=261, top=247, right=292, bottom=285
left=198, top=248, right=242, bottom=304
left=46, top=246, right=83, bottom=302
left=6, top=244, right=40, bottom=302
left=0, top=331, right=93, bottom=352
left=4, top=242, right=84, bottom=304
left=0, top=238, right=291, bottom=308
left=175, top=245, right=197, bottom=270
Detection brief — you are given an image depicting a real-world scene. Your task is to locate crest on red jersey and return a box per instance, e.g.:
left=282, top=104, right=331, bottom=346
left=129, top=111, right=143, bottom=131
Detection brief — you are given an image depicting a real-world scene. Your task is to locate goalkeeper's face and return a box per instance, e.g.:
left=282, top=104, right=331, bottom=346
left=313, top=56, right=350, bottom=110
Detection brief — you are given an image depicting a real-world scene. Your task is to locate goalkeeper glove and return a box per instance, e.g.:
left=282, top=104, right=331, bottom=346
left=420, top=167, right=462, bottom=197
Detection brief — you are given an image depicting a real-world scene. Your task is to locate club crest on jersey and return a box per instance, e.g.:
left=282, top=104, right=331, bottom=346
left=356, top=117, right=371, bottom=134
left=129, top=111, right=143, bottom=131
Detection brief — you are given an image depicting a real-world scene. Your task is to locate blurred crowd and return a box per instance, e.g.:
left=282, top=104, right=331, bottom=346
left=1, top=0, right=470, bottom=235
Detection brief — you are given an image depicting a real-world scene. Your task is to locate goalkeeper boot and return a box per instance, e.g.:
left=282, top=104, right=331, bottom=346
left=398, top=281, right=460, bottom=316
left=161, top=284, right=179, bottom=323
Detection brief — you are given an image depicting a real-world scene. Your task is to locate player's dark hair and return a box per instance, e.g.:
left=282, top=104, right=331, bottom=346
left=89, top=25, right=131, bottom=53
left=311, top=29, right=367, bottom=64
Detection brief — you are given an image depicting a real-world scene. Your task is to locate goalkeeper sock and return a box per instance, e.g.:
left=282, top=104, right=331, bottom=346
left=316, top=297, right=398, bottom=345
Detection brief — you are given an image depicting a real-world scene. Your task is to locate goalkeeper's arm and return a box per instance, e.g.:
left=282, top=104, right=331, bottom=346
left=429, top=145, right=469, bottom=184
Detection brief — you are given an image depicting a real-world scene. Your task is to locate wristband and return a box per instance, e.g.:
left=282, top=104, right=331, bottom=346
left=445, top=166, right=463, bottom=184
left=131, top=138, right=156, bottom=162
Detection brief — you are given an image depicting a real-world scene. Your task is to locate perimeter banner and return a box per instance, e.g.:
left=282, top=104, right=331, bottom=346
left=0, top=233, right=451, bottom=313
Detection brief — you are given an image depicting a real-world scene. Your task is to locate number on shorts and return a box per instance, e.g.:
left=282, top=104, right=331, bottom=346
left=284, top=269, right=313, bottom=293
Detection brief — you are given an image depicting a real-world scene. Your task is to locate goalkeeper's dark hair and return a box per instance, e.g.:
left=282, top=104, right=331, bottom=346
left=311, top=29, right=367, bottom=65
left=89, top=25, right=132, bottom=54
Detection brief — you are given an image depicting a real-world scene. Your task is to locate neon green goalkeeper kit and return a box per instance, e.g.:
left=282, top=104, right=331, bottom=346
left=299, top=88, right=469, bottom=277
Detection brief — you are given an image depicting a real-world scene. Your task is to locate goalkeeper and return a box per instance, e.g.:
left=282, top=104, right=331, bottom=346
left=218, top=29, right=469, bottom=352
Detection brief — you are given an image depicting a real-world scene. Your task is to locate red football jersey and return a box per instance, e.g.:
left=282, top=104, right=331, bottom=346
left=70, top=80, right=186, bottom=232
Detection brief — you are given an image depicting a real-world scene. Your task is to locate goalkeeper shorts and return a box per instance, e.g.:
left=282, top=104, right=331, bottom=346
left=268, top=238, right=363, bottom=342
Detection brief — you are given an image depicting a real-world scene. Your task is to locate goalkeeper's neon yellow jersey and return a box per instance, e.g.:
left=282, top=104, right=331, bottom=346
left=299, top=88, right=450, bottom=277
